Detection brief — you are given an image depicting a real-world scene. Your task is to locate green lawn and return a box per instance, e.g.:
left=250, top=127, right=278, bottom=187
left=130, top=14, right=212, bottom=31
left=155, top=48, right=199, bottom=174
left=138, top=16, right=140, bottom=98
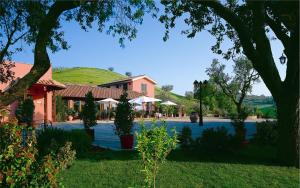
left=59, top=146, right=299, bottom=188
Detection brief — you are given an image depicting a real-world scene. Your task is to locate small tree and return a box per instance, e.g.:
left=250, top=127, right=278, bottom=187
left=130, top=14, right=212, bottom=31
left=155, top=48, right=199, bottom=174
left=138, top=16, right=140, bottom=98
left=136, top=121, right=178, bottom=188
left=114, top=91, right=134, bottom=136
left=125, top=72, right=132, bottom=77
left=108, top=67, right=114, bottom=72
left=81, top=91, right=97, bottom=130
left=15, top=98, right=35, bottom=126
left=159, top=84, right=174, bottom=101
left=55, top=96, right=67, bottom=122
left=206, top=57, right=260, bottom=140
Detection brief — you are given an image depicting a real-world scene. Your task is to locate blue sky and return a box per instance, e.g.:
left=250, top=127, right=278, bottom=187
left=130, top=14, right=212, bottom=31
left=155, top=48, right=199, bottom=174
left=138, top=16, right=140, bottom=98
left=12, top=9, right=286, bottom=96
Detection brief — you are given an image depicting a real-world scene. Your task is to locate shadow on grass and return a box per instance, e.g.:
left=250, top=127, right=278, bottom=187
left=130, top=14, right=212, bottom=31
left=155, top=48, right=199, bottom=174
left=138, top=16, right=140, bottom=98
left=75, top=144, right=281, bottom=167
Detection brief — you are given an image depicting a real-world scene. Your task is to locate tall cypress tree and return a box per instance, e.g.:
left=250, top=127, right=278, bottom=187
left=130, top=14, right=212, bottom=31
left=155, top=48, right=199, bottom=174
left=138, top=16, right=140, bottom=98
left=82, top=91, right=97, bottom=129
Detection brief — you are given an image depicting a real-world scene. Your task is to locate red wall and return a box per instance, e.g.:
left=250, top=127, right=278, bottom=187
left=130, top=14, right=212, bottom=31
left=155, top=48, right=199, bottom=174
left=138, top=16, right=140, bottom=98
left=0, top=62, right=53, bottom=123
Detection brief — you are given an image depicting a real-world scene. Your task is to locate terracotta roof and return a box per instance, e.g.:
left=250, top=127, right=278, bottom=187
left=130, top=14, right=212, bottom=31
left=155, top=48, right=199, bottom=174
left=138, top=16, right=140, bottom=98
left=98, top=75, right=157, bottom=87
left=35, top=79, right=66, bottom=89
left=55, top=85, right=142, bottom=100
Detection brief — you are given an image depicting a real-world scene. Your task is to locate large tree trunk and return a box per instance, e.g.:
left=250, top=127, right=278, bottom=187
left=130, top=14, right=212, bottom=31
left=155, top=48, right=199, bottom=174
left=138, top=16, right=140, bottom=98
left=276, top=88, right=299, bottom=167
left=0, top=2, right=79, bottom=107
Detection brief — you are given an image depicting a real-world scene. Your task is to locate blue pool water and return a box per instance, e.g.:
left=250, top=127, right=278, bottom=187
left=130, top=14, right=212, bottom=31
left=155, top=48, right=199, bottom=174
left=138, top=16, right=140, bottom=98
left=53, top=121, right=257, bottom=150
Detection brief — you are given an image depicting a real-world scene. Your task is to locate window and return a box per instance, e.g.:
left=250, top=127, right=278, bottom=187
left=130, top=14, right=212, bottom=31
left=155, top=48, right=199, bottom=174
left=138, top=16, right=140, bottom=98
left=141, top=83, right=147, bottom=94
left=116, top=85, right=119, bottom=88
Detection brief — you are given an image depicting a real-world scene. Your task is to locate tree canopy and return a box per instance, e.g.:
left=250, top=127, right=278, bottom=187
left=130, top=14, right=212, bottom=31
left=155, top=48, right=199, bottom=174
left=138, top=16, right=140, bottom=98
left=0, top=0, right=157, bottom=106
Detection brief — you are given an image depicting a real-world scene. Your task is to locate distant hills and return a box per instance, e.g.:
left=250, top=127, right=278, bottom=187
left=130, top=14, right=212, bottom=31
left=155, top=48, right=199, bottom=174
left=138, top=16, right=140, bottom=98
left=53, top=67, right=275, bottom=109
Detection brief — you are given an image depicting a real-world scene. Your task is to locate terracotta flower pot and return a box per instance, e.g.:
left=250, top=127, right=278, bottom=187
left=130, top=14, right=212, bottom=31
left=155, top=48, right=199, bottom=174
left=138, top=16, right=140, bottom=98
left=120, top=135, right=134, bottom=149
left=68, top=115, right=73, bottom=121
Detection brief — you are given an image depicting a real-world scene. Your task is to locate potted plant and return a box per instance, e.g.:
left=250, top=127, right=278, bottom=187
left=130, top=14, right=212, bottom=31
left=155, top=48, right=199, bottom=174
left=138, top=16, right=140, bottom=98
left=67, top=108, right=75, bottom=121
left=114, top=91, right=135, bottom=149
left=189, top=111, right=198, bottom=123
left=81, top=91, right=97, bottom=140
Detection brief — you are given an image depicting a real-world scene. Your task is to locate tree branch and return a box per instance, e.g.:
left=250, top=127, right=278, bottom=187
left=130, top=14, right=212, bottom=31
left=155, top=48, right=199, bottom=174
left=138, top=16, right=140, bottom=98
left=265, top=14, right=290, bottom=55
left=199, top=1, right=258, bottom=62
left=0, top=1, right=81, bottom=106
left=250, top=1, right=282, bottom=99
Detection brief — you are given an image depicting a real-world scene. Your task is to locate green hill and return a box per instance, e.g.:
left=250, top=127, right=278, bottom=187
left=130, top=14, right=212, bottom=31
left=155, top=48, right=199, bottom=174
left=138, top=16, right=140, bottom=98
left=53, top=67, right=125, bottom=86
left=53, top=67, right=196, bottom=111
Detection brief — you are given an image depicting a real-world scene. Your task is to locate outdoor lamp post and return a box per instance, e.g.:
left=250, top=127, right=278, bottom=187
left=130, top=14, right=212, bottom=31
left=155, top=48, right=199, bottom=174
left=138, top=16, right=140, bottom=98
left=279, top=53, right=287, bottom=65
left=193, top=80, right=208, bottom=126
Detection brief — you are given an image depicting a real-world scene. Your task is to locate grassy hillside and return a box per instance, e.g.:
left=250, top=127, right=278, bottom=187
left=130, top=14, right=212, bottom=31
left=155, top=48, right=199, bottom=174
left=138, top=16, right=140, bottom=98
left=53, top=67, right=191, bottom=105
left=53, top=67, right=125, bottom=85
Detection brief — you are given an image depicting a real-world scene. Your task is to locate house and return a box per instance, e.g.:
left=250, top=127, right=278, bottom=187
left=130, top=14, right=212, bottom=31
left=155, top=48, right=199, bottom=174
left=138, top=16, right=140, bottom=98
left=55, top=84, right=142, bottom=115
left=98, top=75, right=157, bottom=98
left=0, top=62, right=66, bottom=124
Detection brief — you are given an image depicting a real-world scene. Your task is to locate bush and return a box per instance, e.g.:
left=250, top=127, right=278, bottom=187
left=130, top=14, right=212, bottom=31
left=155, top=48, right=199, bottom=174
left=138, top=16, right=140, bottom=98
left=136, top=121, right=178, bottom=188
left=114, top=91, right=134, bottom=136
left=199, top=127, right=231, bottom=153
left=15, top=98, right=35, bottom=126
left=178, top=126, right=193, bottom=149
left=0, top=119, right=74, bottom=187
left=252, top=121, right=278, bottom=146
left=82, top=91, right=97, bottom=129
left=56, top=96, right=67, bottom=122
left=37, top=128, right=92, bottom=157
left=56, top=142, right=76, bottom=170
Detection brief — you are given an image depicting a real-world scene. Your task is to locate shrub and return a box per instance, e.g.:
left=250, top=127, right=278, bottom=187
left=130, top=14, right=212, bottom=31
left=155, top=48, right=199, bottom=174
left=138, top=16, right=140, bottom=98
left=56, top=96, right=67, bottom=122
left=252, top=121, right=278, bottom=146
left=56, top=142, right=76, bottom=170
left=82, top=91, right=97, bottom=129
left=114, top=91, right=134, bottom=136
left=37, top=128, right=92, bottom=157
left=15, top=98, right=35, bottom=126
left=0, top=119, right=74, bottom=187
left=178, top=126, right=193, bottom=149
left=136, top=121, right=178, bottom=188
left=67, top=108, right=76, bottom=116
left=199, top=127, right=231, bottom=153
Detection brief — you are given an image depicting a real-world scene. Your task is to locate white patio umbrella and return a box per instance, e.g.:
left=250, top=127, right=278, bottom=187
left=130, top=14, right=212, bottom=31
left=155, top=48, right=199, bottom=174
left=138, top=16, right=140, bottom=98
left=98, top=98, right=119, bottom=104
left=161, top=101, right=177, bottom=106
left=129, top=96, right=161, bottom=114
left=129, top=96, right=161, bottom=104
left=161, top=101, right=177, bottom=117
left=97, top=98, right=119, bottom=120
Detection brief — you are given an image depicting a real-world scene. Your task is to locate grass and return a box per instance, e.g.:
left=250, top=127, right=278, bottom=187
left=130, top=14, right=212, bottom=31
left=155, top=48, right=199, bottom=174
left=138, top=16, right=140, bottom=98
left=53, top=67, right=125, bottom=85
left=59, top=145, right=299, bottom=188
left=259, top=105, right=277, bottom=119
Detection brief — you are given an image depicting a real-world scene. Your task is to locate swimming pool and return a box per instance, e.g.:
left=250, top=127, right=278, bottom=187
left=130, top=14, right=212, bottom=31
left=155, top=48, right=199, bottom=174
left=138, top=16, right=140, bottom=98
left=53, top=121, right=257, bottom=150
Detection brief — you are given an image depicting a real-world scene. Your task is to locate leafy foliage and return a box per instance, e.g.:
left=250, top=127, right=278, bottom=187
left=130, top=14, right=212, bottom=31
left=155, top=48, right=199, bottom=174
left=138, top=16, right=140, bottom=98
left=15, top=98, right=35, bottom=126
left=82, top=91, right=97, bottom=129
left=178, top=126, right=193, bottom=149
left=125, top=71, right=132, bottom=77
left=37, top=128, right=92, bottom=157
left=252, top=121, right=278, bottom=146
left=136, top=121, right=178, bottom=188
left=198, top=127, right=232, bottom=153
left=55, top=95, right=67, bottom=122
left=114, top=91, right=134, bottom=136
left=0, top=119, right=75, bottom=187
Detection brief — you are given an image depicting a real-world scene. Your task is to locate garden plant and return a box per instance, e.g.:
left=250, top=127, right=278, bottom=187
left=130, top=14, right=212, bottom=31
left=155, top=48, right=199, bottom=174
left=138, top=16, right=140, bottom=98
left=136, top=121, right=178, bottom=188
